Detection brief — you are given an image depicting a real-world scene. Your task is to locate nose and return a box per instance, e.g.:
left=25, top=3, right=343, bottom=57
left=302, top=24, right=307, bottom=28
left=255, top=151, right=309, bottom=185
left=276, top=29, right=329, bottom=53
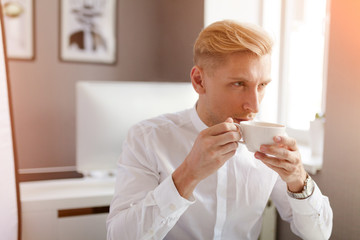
left=243, top=88, right=260, bottom=113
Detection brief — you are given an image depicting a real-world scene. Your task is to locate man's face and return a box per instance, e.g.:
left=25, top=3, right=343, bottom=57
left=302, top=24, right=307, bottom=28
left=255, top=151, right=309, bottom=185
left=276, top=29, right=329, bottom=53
left=194, top=52, right=272, bottom=126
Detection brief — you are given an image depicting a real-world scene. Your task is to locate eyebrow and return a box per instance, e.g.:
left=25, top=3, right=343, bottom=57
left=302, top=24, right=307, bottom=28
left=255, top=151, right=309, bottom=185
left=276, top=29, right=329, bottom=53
left=228, top=77, right=272, bottom=83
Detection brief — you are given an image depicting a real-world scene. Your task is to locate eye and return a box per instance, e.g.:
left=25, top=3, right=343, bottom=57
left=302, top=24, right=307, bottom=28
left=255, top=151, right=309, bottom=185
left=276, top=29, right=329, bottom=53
left=258, top=82, right=269, bottom=89
left=233, top=82, right=245, bottom=87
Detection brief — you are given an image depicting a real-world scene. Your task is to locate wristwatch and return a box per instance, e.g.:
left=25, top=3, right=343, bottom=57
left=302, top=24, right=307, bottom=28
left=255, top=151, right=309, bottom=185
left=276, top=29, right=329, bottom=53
left=287, top=174, right=315, bottom=199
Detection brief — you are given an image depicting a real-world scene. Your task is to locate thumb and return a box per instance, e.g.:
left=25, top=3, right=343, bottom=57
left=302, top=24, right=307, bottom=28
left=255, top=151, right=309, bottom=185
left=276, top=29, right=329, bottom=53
left=225, top=117, right=234, bottom=123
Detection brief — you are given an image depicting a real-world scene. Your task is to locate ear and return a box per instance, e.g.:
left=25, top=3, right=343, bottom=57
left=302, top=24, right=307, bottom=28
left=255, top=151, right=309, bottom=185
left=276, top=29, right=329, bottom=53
left=190, top=66, right=206, bottom=94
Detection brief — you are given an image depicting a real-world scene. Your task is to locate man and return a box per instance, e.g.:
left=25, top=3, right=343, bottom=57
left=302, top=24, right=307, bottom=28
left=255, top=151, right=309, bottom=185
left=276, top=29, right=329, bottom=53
left=107, top=20, right=333, bottom=240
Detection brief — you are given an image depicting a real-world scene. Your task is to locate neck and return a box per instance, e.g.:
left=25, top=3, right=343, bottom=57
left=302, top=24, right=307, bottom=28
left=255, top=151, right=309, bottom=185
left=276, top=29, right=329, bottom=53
left=195, top=99, right=213, bottom=127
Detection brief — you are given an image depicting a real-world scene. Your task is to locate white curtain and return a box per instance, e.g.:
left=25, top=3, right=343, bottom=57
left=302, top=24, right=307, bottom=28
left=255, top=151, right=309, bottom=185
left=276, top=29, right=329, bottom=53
left=0, top=14, right=19, bottom=240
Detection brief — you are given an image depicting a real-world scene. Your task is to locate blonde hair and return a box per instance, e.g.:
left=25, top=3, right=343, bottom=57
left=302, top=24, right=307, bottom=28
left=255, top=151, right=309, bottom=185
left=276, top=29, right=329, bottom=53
left=193, top=20, right=273, bottom=70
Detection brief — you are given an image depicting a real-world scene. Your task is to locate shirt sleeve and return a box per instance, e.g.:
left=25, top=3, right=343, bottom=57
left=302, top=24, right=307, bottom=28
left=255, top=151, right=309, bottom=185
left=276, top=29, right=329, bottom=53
left=106, top=125, right=194, bottom=240
left=270, top=175, right=333, bottom=240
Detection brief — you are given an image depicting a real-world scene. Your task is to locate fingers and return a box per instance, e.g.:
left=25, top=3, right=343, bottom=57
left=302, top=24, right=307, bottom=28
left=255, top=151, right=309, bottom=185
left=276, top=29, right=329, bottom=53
left=258, top=155, right=288, bottom=175
left=207, top=119, right=241, bottom=147
left=255, top=151, right=296, bottom=172
left=256, top=148, right=306, bottom=186
left=215, top=131, right=241, bottom=146
left=259, top=145, right=299, bottom=164
left=196, top=118, right=240, bottom=159
left=224, top=117, right=234, bottom=123
left=220, top=141, right=239, bottom=155
left=207, top=119, right=238, bottom=136
left=273, top=135, right=298, bottom=151
left=221, top=149, right=238, bottom=160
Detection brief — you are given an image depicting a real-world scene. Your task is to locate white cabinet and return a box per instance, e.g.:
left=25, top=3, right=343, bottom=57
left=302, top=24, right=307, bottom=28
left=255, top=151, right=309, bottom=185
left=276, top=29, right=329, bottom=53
left=20, top=177, right=115, bottom=240
left=58, top=214, right=108, bottom=240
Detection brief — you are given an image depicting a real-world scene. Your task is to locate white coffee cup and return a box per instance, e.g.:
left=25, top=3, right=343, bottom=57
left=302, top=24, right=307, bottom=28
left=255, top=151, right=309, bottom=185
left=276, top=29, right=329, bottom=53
left=234, top=121, right=286, bottom=153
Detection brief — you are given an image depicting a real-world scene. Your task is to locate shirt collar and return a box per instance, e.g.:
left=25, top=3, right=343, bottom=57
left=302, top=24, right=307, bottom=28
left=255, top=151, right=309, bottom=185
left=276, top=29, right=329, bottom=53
left=190, top=104, right=208, bottom=132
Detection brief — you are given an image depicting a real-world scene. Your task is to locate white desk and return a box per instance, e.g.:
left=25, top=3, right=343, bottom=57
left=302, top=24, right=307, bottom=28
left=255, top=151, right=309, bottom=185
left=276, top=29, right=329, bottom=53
left=20, top=177, right=115, bottom=240
left=20, top=175, right=276, bottom=240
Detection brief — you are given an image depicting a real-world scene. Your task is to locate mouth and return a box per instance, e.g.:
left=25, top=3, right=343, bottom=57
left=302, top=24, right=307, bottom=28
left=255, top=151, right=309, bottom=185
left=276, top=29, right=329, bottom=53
left=233, top=118, right=253, bottom=124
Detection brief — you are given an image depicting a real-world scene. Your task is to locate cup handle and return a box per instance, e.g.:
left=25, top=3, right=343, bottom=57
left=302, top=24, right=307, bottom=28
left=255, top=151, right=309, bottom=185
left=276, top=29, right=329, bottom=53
left=233, top=123, right=245, bottom=145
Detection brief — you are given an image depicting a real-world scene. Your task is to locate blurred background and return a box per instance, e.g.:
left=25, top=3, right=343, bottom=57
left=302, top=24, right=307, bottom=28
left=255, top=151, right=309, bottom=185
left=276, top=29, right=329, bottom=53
left=1, top=0, right=360, bottom=239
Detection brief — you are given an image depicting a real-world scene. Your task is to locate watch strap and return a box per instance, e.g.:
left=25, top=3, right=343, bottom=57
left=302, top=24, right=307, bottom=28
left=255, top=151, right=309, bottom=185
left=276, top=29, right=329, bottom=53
left=287, top=174, right=315, bottom=199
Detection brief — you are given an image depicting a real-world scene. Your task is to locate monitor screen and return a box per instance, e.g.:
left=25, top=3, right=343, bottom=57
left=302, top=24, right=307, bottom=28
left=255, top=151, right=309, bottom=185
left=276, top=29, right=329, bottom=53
left=76, top=81, right=198, bottom=175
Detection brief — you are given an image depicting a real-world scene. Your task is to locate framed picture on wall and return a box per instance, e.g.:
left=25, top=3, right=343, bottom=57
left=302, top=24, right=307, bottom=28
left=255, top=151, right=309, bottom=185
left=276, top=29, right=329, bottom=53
left=59, top=0, right=117, bottom=64
left=1, top=0, right=35, bottom=60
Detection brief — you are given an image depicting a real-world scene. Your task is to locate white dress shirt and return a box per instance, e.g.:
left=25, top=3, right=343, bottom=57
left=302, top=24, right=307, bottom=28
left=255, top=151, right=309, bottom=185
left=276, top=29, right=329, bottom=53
left=107, top=107, right=333, bottom=240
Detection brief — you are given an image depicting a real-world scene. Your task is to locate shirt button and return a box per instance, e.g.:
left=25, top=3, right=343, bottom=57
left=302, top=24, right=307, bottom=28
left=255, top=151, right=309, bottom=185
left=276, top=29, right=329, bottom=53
left=169, top=204, right=176, bottom=211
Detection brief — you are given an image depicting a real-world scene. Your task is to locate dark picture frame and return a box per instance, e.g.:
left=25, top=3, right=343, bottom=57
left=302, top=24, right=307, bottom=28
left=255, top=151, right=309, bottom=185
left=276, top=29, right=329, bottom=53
left=59, top=0, right=117, bottom=64
left=1, top=0, right=35, bottom=60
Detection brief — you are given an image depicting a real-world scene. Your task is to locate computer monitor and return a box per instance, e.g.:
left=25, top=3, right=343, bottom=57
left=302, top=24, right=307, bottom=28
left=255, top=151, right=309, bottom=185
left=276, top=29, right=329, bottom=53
left=76, top=81, right=198, bottom=176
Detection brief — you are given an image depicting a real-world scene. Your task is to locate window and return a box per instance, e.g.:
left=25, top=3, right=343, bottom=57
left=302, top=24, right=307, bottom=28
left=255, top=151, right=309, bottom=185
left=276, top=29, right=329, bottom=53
left=204, top=0, right=330, bottom=145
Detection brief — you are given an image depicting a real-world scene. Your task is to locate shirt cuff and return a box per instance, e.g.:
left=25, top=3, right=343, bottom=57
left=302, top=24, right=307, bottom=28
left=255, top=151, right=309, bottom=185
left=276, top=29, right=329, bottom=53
left=287, top=182, right=324, bottom=215
left=153, top=175, right=195, bottom=218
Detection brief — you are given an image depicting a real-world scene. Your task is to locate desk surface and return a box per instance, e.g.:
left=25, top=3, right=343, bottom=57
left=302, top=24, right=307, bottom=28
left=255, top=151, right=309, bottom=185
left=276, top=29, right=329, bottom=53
left=20, top=177, right=115, bottom=211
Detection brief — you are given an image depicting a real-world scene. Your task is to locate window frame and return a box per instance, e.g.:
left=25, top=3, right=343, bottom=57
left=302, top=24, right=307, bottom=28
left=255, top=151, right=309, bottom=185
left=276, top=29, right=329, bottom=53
left=272, top=0, right=330, bottom=146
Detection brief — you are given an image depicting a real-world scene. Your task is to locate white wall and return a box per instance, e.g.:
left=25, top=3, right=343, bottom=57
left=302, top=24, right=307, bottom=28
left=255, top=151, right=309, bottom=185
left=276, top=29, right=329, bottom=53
left=318, top=0, right=360, bottom=237
left=157, top=0, right=204, bottom=82
left=204, top=0, right=262, bottom=26
left=9, top=0, right=202, bottom=173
